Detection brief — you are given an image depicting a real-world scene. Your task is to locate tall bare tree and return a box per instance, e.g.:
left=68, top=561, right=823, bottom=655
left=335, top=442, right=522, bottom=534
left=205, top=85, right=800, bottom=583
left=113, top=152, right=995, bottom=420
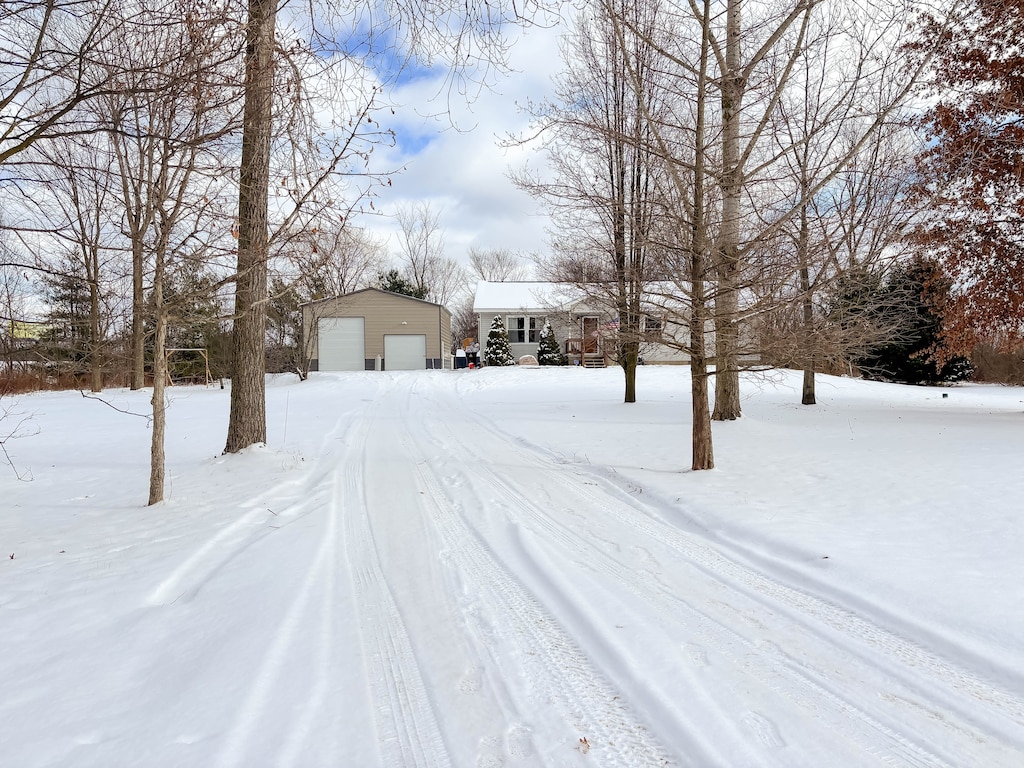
left=388, top=201, right=467, bottom=305
left=224, top=0, right=544, bottom=452
left=468, top=247, right=530, bottom=282
left=514, top=0, right=668, bottom=403
left=32, top=136, right=123, bottom=392
left=225, top=0, right=277, bottom=453
left=561, top=0, right=945, bottom=467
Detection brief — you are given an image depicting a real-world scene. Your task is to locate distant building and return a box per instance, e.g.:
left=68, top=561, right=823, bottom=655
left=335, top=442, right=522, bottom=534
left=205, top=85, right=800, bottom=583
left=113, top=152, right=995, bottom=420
left=472, top=281, right=693, bottom=367
left=301, top=289, right=453, bottom=371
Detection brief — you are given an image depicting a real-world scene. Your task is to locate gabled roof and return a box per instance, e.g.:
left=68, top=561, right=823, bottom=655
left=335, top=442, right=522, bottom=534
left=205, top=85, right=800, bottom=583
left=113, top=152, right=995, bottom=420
left=300, top=287, right=447, bottom=311
left=474, top=280, right=758, bottom=318
left=473, top=281, right=584, bottom=313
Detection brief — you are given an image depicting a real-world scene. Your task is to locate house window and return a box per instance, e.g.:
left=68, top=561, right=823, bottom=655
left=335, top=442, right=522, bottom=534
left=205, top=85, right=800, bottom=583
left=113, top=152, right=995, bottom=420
left=507, top=316, right=541, bottom=344
left=643, top=315, right=663, bottom=336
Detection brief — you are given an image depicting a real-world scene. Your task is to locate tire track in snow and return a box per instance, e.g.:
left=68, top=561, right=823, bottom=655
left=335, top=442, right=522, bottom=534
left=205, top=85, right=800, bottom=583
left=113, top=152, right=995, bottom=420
left=564, top=467, right=1024, bottom=739
left=417, top=406, right=946, bottom=767
left=341, top=395, right=452, bottom=768
left=463, top=385, right=1024, bottom=731
left=410, top=457, right=673, bottom=767
left=145, top=386, right=384, bottom=608
left=210, top=397, right=382, bottom=768
left=213, top=464, right=341, bottom=768
left=396, top=381, right=673, bottom=767
left=421, top=380, right=1023, bottom=765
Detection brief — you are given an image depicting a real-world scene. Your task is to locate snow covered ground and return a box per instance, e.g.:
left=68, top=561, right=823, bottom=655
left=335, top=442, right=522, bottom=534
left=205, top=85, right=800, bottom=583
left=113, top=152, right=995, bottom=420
left=2, top=366, right=1023, bottom=767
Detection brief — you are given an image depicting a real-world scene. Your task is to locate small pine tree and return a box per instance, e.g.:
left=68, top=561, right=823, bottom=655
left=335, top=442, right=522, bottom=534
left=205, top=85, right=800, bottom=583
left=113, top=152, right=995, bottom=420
left=377, top=269, right=428, bottom=299
left=854, top=259, right=972, bottom=385
left=537, top=319, right=567, bottom=365
left=484, top=315, right=516, bottom=366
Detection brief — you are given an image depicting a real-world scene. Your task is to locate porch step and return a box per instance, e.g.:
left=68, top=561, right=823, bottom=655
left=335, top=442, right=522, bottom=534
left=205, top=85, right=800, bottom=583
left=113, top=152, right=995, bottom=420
left=583, top=357, right=606, bottom=368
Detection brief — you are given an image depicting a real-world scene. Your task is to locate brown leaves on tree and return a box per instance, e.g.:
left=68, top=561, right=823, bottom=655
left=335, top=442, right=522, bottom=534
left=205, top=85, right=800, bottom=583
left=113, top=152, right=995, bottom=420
left=909, top=0, right=1024, bottom=353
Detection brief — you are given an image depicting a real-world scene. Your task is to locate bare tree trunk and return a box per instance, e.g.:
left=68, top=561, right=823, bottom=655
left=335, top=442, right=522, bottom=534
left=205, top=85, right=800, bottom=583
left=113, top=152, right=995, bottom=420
left=225, top=0, right=277, bottom=453
left=131, top=241, right=145, bottom=390
left=148, top=262, right=167, bottom=505
left=691, top=278, right=714, bottom=470
left=801, top=364, right=816, bottom=404
left=713, top=0, right=743, bottom=422
left=690, top=0, right=714, bottom=470
left=800, top=264, right=816, bottom=405
left=691, top=360, right=714, bottom=470
left=798, top=186, right=816, bottom=405
left=622, top=338, right=639, bottom=402
left=89, top=274, right=102, bottom=393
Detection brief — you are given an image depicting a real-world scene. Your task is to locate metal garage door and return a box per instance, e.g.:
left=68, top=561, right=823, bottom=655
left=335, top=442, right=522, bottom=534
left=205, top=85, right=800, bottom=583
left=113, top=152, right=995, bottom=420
left=384, top=334, right=426, bottom=371
left=318, top=317, right=365, bottom=371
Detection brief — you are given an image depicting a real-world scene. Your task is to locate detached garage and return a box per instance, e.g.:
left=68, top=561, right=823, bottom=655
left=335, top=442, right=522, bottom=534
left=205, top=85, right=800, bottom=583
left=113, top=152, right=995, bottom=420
left=302, top=289, right=452, bottom=372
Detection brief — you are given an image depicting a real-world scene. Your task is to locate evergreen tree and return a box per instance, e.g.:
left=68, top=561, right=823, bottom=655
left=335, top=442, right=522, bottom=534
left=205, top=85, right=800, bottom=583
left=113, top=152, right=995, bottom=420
left=377, top=269, right=428, bottom=299
left=483, top=315, right=516, bottom=366
left=39, top=259, right=92, bottom=377
left=855, top=259, right=973, bottom=384
left=537, top=319, right=567, bottom=366
left=145, top=260, right=230, bottom=383
left=41, top=266, right=89, bottom=351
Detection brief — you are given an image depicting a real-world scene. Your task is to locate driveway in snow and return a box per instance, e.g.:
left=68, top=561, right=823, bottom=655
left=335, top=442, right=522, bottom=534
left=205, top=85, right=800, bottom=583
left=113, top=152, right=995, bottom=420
left=2, top=369, right=1022, bottom=767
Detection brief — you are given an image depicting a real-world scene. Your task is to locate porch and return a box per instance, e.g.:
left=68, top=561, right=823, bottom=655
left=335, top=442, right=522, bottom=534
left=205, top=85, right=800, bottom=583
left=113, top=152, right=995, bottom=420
left=565, top=338, right=608, bottom=368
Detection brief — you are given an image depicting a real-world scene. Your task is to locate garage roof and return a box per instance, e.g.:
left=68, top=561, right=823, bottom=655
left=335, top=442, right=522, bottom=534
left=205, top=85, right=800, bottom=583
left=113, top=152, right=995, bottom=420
left=301, top=287, right=447, bottom=310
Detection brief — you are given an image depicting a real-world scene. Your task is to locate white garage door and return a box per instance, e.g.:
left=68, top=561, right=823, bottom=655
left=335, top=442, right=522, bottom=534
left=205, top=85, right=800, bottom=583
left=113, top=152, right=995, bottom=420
left=384, top=334, right=426, bottom=371
left=318, top=317, right=365, bottom=371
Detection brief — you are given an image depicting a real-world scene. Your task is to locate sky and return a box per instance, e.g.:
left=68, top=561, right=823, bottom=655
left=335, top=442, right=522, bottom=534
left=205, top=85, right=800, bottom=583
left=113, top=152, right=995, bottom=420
left=363, top=21, right=568, bottom=270
left=2, top=366, right=1023, bottom=766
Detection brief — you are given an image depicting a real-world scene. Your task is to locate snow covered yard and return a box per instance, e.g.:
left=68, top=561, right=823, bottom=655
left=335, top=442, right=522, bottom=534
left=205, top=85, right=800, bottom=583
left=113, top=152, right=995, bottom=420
left=1, top=367, right=1022, bottom=767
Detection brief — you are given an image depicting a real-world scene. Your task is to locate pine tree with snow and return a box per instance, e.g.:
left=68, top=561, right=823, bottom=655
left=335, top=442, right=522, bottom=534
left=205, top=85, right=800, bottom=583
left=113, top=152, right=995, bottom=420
left=537, top=319, right=567, bottom=366
left=484, top=315, right=516, bottom=366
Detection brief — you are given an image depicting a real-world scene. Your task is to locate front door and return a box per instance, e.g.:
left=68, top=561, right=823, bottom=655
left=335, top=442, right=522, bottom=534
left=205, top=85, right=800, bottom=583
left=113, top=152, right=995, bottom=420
left=582, top=317, right=599, bottom=354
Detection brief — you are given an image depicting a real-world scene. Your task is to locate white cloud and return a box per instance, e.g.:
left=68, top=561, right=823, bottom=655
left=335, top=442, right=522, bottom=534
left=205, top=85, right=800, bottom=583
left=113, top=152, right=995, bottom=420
left=363, top=22, right=567, bottom=267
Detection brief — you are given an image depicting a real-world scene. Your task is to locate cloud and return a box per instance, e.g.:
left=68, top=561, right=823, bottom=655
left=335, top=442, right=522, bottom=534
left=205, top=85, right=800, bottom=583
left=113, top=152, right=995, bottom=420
left=364, top=22, right=566, bottom=267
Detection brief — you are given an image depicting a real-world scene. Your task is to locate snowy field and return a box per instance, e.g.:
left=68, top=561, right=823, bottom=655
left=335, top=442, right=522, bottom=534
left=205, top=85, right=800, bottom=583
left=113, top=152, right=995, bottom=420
left=2, top=366, right=1023, bottom=767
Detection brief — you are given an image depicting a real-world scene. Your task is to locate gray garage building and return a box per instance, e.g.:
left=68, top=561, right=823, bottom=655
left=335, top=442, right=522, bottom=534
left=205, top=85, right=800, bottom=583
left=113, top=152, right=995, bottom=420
left=301, top=289, right=453, bottom=371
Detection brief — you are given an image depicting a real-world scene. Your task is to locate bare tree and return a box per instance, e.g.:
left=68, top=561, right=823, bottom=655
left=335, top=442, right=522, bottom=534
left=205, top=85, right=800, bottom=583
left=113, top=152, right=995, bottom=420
left=514, top=0, right=669, bottom=403
left=283, top=224, right=388, bottom=300
left=468, top=247, right=530, bottom=282
left=225, top=0, right=277, bottom=453
left=1, top=1, right=117, bottom=166
left=450, top=294, right=479, bottom=350
left=389, top=201, right=468, bottom=305
left=76, top=4, right=242, bottom=502
left=0, top=235, right=34, bottom=381
left=225, top=0, right=544, bottom=452
left=763, top=122, right=921, bottom=403
left=31, top=136, right=123, bottom=392
left=588, top=0, right=948, bottom=467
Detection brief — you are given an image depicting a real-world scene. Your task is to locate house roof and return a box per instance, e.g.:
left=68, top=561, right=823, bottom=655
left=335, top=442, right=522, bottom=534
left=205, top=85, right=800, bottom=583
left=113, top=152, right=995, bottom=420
left=472, top=282, right=582, bottom=313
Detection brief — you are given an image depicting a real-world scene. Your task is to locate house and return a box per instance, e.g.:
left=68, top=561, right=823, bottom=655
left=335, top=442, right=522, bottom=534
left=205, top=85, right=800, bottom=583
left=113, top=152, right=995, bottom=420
left=472, top=281, right=692, bottom=366
left=301, top=289, right=452, bottom=371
